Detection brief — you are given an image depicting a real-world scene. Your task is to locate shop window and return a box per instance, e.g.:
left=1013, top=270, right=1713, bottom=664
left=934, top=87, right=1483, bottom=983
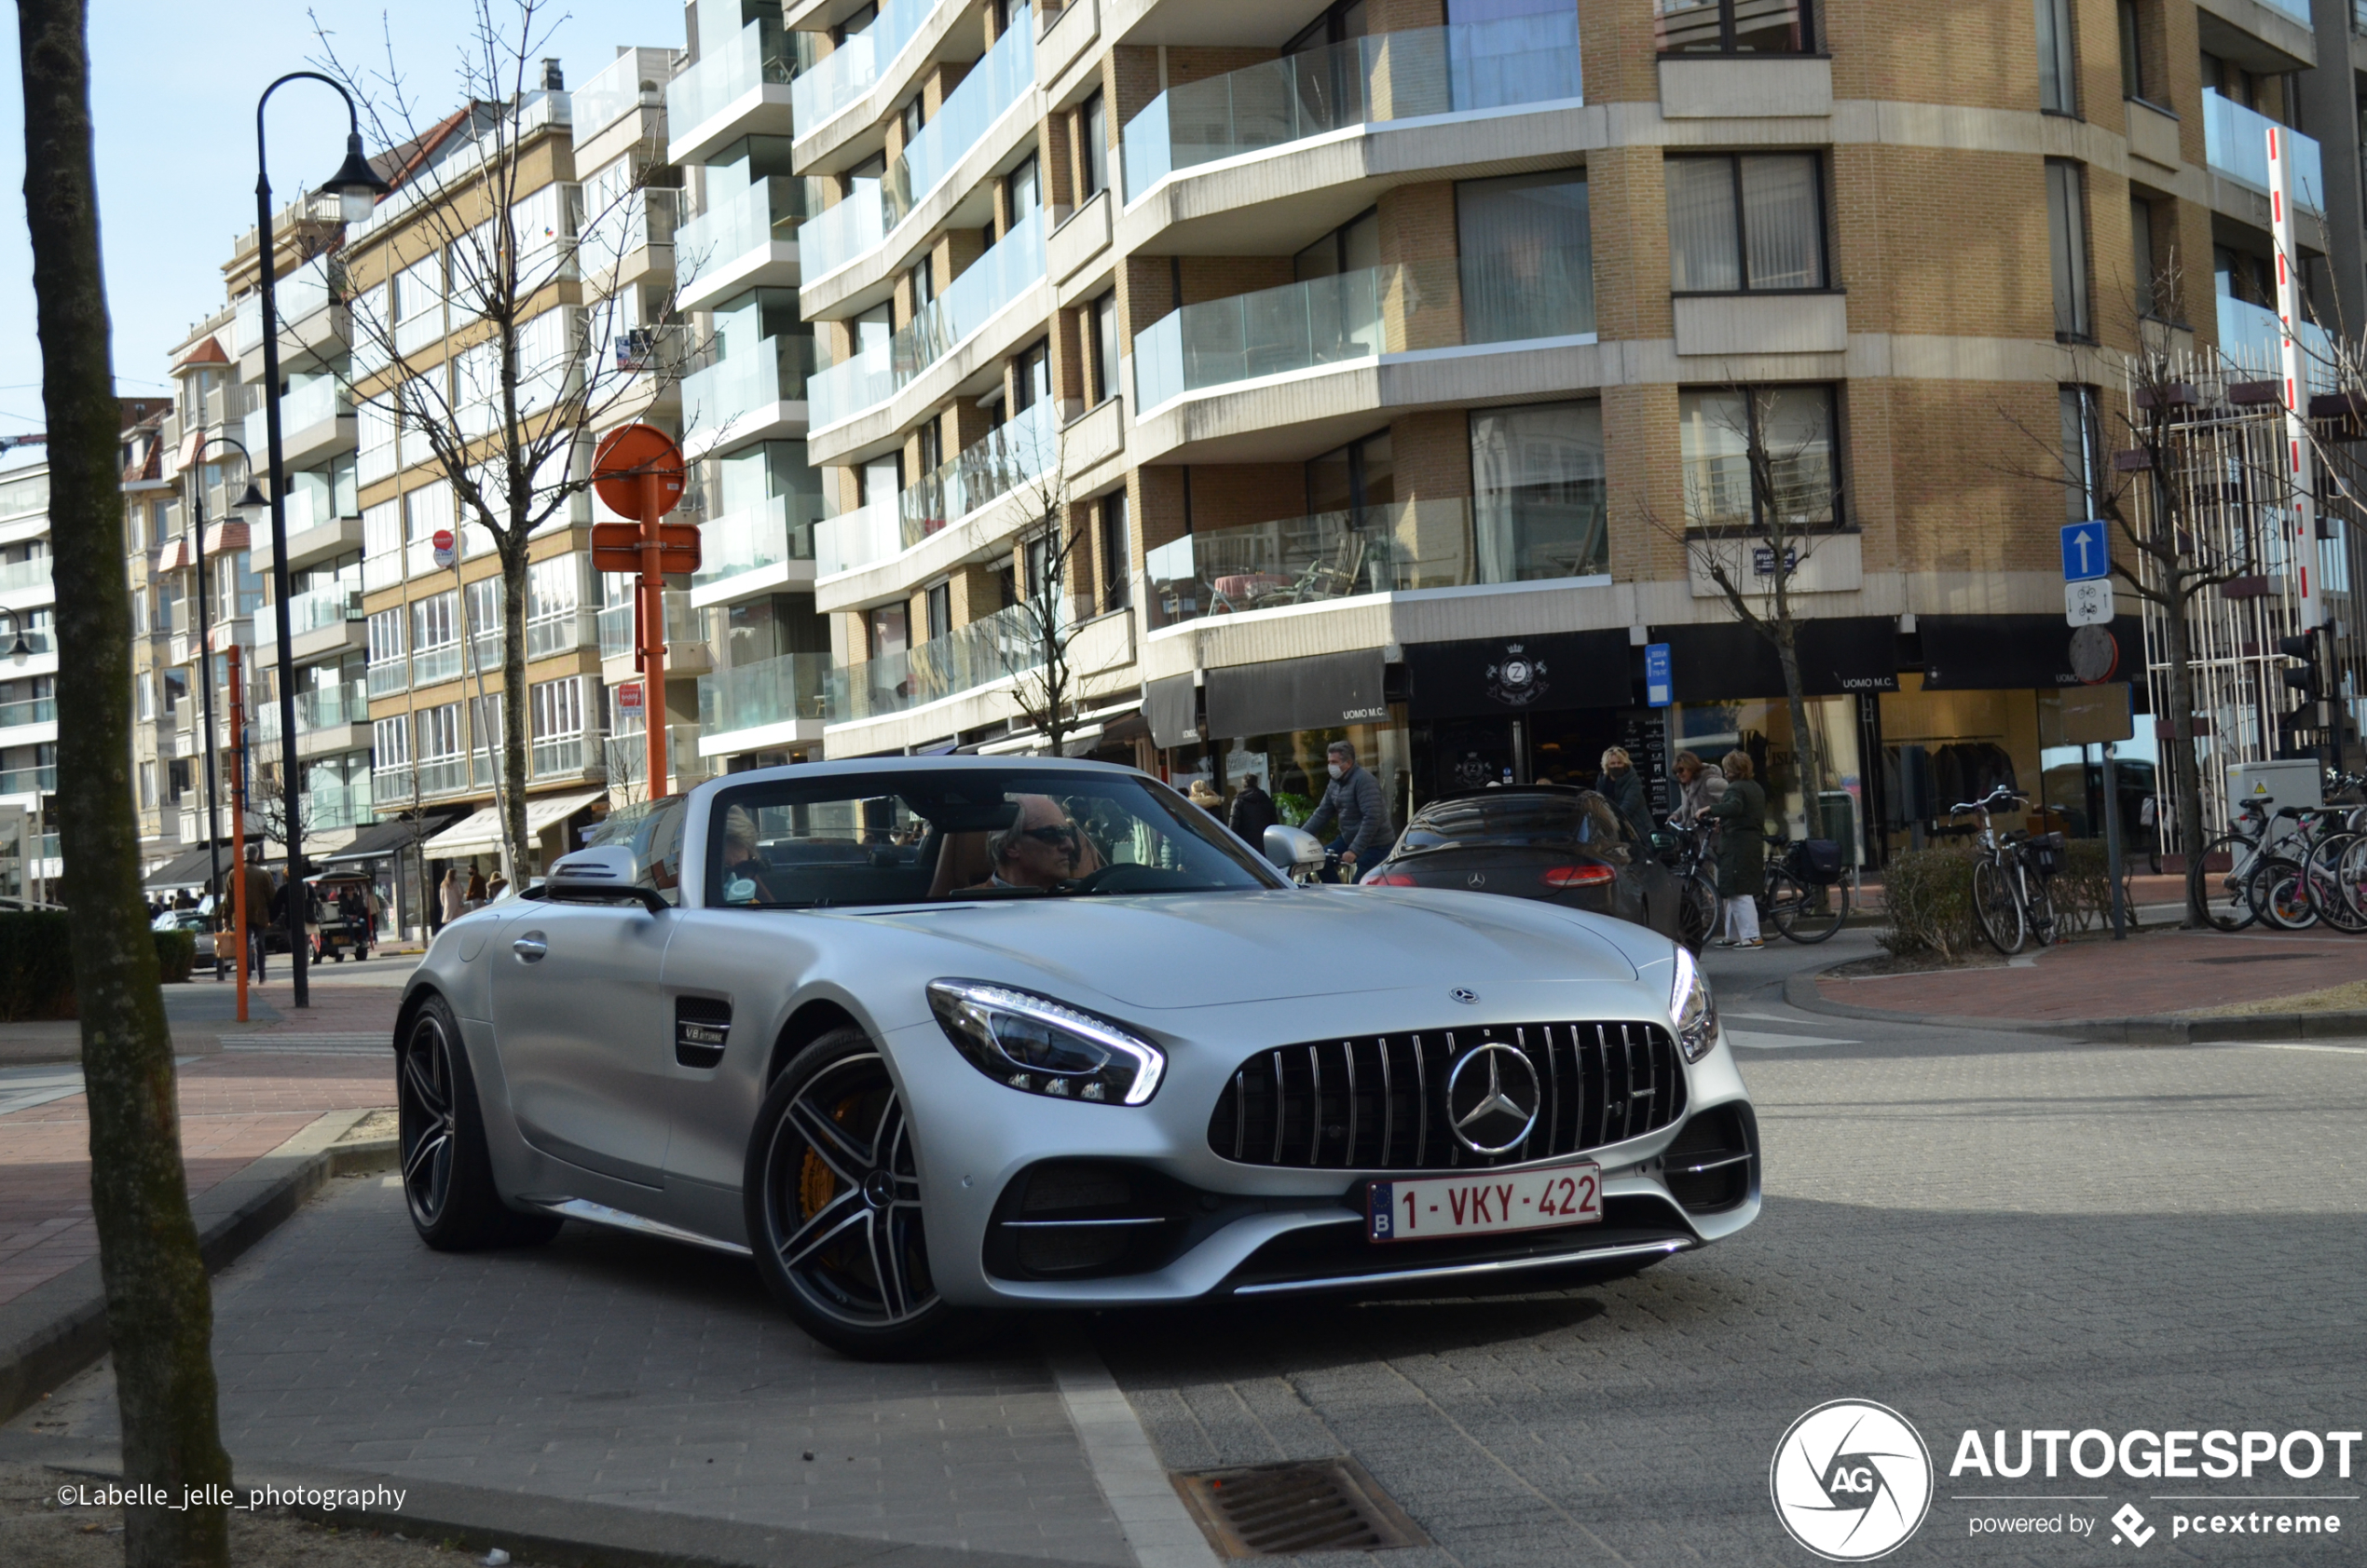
left=1471, top=400, right=1608, bottom=582
left=1677, top=386, right=1840, bottom=533
left=1457, top=170, right=1593, bottom=342
left=1654, top=0, right=1813, bottom=54
left=1665, top=154, right=1827, bottom=293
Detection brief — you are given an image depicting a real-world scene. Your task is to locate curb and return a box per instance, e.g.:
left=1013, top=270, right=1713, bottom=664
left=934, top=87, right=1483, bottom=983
left=0, top=1110, right=396, bottom=1425
left=1782, top=966, right=2367, bottom=1044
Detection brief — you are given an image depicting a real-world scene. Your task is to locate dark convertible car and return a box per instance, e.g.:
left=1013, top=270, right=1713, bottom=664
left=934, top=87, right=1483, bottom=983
left=1360, top=784, right=1687, bottom=943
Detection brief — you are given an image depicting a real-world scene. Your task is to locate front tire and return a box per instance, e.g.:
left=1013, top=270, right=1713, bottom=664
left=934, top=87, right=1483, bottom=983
left=1972, top=859, right=2024, bottom=954
left=397, top=994, right=561, bottom=1251
left=745, top=1026, right=980, bottom=1359
left=1765, top=866, right=1846, bottom=945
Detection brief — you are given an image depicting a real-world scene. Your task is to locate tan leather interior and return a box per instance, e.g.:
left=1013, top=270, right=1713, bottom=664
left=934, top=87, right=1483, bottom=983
left=926, top=832, right=994, bottom=899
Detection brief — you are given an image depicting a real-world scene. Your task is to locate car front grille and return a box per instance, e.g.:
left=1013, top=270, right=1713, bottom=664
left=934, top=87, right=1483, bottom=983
left=1207, top=1022, right=1687, bottom=1172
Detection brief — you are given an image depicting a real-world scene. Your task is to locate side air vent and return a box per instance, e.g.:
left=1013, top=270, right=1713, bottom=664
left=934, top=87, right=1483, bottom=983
left=674, top=996, right=731, bottom=1069
left=1661, top=1103, right=1757, bottom=1214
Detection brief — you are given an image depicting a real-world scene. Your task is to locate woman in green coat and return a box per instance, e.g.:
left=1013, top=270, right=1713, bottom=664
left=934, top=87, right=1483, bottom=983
left=1702, top=749, right=1768, bottom=948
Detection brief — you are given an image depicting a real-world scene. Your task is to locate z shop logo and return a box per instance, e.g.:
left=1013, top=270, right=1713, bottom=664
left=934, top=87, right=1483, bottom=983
left=1771, top=1400, right=1935, bottom=1561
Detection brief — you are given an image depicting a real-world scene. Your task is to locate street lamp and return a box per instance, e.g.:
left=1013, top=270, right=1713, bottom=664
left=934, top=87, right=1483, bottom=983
left=182, top=433, right=266, bottom=929
left=0, top=607, right=30, bottom=666
left=254, top=72, right=390, bottom=1007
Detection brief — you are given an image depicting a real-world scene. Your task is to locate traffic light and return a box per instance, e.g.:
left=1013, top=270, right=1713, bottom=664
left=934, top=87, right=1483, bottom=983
left=2277, top=631, right=2330, bottom=759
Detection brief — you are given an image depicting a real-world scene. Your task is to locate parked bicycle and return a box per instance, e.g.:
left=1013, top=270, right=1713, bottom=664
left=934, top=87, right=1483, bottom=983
left=1950, top=786, right=2063, bottom=955
left=1760, top=833, right=1850, bottom=944
left=1659, top=811, right=1722, bottom=953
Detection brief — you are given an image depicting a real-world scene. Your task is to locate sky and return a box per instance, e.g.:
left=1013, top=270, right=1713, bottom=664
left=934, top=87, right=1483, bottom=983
left=0, top=1, right=684, bottom=435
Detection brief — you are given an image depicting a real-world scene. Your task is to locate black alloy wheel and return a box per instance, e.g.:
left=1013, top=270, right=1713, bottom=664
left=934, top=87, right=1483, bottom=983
left=397, top=1006, right=457, bottom=1228
left=396, top=993, right=561, bottom=1251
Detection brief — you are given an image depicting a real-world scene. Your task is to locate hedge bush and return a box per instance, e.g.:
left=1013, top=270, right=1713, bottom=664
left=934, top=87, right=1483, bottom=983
left=0, top=911, right=202, bottom=1019
left=1879, top=839, right=2134, bottom=961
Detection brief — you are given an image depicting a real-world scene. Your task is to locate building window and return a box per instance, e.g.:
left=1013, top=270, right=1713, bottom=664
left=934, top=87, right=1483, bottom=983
left=2045, top=158, right=2092, bottom=341
left=1307, top=429, right=1394, bottom=520
left=417, top=703, right=463, bottom=761
left=1294, top=208, right=1379, bottom=280
left=167, top=757, right=190, bottom=800
left=2059, top=385, right=2103, bottom=522
left=413, top=591, right=458, bottom=652
left=367, top=607, right=405, bottom=665
left=1677, top=386, right=1841, bottom=533
left=1079, top=90, right=1109, bottom=200
left=869, top=603, right=908, bottom=661
left=1471, top=401, right=1608, bottom=583
left=1005, top=152, right=1038, bottom=224
left=138, top=762, right=156, bottom=810
left=1654, top=0, right=1813, bottom=54
left=1088, top=292, right=1119, bottom=406
left=1457, top=170, right=1594, bottom=343
left=1009, top=338, right=1050, bottom=413
left=2130, top=195, right=2158, bottom=318
left=2036, top=0, right=2078, bottom=116
left=925, top=581, right=951, bottom=641
left=1101, top=492, right=1130, bottom=611
left=2116, top=0, right=2144, bottom=102
left=1665, top=154, right=1827, bottom=293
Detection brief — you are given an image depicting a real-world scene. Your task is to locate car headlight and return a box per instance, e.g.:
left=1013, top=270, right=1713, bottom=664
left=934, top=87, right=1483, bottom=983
left=926, top=980, right=1166, bottom=1106
left=1671, top=946, right=1717, bottom=1063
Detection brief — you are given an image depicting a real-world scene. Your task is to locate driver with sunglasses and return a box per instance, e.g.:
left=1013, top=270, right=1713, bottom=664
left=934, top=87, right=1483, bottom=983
left=978, top=794, right=1101, bottom=891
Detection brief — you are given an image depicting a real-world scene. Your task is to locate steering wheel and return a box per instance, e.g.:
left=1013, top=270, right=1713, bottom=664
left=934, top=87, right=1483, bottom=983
left=1055, top=865, right=1129, bottom=894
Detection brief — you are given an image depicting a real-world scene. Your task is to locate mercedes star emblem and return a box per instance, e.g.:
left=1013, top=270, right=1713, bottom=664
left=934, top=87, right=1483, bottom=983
left=1468, top=871, right=1486, bottom=888
left=1451, top=988, right=1479, bottom=1004
left=1445, top=1043, right=1541, bottom=1155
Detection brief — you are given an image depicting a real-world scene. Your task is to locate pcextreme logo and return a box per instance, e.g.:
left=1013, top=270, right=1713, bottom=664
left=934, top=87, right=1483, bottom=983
left=1770, top=1400, right=1936, bottom=1561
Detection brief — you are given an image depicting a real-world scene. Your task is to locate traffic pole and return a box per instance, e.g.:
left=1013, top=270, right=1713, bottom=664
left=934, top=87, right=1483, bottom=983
left=641, top=470, right=668, bottom=798
left=227, top=645, right=249, bottom=1023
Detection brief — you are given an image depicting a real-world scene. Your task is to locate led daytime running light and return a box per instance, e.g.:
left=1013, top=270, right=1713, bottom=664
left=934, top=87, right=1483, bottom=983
left=1671, top=946, right=1718, bottom=1063
left=926, top=981, right=1167, bottom=1105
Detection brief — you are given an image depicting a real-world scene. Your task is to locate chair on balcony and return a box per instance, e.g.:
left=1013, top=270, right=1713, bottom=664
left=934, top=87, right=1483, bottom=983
left=1280, top=530, right=1369, bottom=605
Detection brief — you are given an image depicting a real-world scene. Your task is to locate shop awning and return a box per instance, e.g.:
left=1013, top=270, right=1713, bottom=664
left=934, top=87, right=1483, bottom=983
left=1919, top=616, right=2144, bottom=691
left=316, top=813, right=465, bottom=866
left=143, top=845, right=224, bottom=891
left=1404, top=630, right=1632, bottom=720
left=1650, top=618, right=1904, bottom=702
left=421, top=789, right=606, bottom=857
left=1143, top=674, right=1199, bottom=748
left=1203, top=649, right=1388, bottom=742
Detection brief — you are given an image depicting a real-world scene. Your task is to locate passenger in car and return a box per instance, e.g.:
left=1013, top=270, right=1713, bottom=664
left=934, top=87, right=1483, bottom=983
left=718, top=806, right=784, bottom=905
left=977, top=795, right=1091, bottom=891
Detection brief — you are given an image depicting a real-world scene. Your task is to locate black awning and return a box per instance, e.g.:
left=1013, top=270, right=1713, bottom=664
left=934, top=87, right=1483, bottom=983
left=1404, top=629, right=1633, bottom=720
left=1920, top=615, right=2144, bottom=690
left=315, top=812, right=463, bottom=866
left=1651, top=617, right=1902, bottom=702
left=1204, top=648, right=1389, bottom=741
left=143, top=846, right=224, bottom=891
left=1143, top=674, right=1200, bottom=749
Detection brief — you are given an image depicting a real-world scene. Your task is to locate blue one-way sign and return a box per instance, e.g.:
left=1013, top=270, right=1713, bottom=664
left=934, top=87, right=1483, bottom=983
left=2060, top=521, right=2109, bottom=581
left=1645, top=643, right=1672, bottom=708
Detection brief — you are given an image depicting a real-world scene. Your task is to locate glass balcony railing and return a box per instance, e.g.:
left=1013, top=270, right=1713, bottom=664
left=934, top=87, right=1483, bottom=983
left=681, top=332, right=819, bottom=430
left=0, top=694, right=56, bottom=729
left=411, top=642, right=463, bottom=687
left=1134, top=266, right=1386, bottom=411
left=573, top=48, right=660, bottom=144
left=2216, top=293, right=2335, bottom=390
left=231, top=256, right=343, bottom=355
left=677, top=176, right=811, bottom=284
left=415, top=752, right=495, bottom=797
left=826, top=602, right=1039, bottom=724
left=1124, top=12, right=1581, bottom=200
left=699, top=649, right=832, bottom=733
left=531, top=735, right=591, bottom=778
left=892, top=205, right=1046, bottom=381
left=366, top=658, right=408, bottom=699
left=790, top=0, right=945, bottom=135
left=243, top=375, right=352, bottom=457
left=369, top=763, right=417, bottom=807
left=898, top=398, right=1057, bottom=547
left=526, top=609, right=589, bottom=660
left=666, top=16, right=793, bottom=135
left=693, top=495, right=822, bottom=589
left=1144, top=499, right=1477, bottom=626
left=885, top=6, right=1033, bottom=226
left=596, top=593, right=700, bottom=658
left=2259, top=0, right=2310, bottom=21
left=255, top=681, right=368, bottom=741
left=305, top=780, right=373, bottom=831
left=597, top=602, right=635, bottom=659
left=814, top=502, right=900, bottom=577
left=796, top=178, right=885, bottom=280
left=808, top=338, right=896, bottom=429
left=0, top=763, right=58, bottom=796
left=2203, top=90, right=2323, bottom=213
left=272, top=584, right=364, bottom=639
left=0, top=555, right=53, bottom=595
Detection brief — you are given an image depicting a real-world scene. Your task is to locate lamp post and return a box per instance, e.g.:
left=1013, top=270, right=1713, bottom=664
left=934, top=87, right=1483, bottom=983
left=253, top=72, right=389, bottom=1006
left=182, top=435, right=268, bottom=932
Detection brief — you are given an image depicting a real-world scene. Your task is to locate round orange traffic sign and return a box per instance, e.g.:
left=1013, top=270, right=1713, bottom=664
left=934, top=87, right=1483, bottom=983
left=592, top=423, right=687, bottom=522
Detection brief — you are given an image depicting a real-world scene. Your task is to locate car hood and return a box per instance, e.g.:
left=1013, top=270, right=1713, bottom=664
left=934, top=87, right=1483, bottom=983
left=850, top=887, right=1640, bottom=1010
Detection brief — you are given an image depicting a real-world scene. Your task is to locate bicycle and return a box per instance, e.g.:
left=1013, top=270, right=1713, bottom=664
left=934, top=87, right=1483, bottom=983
left=1950, top=787, right=2062, bottom=955
left=1760, top=833, right=1850, bottom=944
left=2189, top=798, right=2292, bottom=933
left=1658, top=811, right=1722, bottom=953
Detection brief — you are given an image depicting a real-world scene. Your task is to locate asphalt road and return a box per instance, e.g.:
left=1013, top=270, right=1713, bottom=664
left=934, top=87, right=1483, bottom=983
left=10, top=931, right=2363, bottom=1566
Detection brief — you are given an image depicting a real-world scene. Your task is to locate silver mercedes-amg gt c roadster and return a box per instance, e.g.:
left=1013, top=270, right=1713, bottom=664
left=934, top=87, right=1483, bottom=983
left=394, top=757, right=1759, bottom=1357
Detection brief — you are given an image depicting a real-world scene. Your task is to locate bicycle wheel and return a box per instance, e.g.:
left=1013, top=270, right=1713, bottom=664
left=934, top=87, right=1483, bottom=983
left=2195, top=834, right=2258, bottom=933
left=2252, top=858, right=2318, bottom=931
left=2025, top=866, right=2061, bottom=947
left=1972, top=858, right=2025, bottom=954
left=2339, top=836, right=2367, bottom=926
left=1677, top=870, right=1718, bottom=952
left=1768, top=867, right=1848, bottom=944
left=2304, top=834, right=2367, bottom=934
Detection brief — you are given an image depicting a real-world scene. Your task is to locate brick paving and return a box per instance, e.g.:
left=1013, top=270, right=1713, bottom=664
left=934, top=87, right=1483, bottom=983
left=1817, top=926, right=2366, bottom=1022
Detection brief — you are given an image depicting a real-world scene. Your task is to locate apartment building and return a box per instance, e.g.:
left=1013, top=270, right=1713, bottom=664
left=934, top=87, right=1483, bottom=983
left=0, top=449, right=55, bottom=900
left=122, top=406, right=184, bottom=875
left=656, top=0, right=2365, bottom=865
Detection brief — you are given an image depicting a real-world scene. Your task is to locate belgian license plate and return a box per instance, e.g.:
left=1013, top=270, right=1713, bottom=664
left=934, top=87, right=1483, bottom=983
left=1367, top=1160, right=1603, bottom=1244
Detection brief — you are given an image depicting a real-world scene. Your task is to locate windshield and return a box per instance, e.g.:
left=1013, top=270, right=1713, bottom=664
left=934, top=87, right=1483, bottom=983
left=1400, top=791, right=1622, bottom=851
left=703, top=769, right=1282, bottom=908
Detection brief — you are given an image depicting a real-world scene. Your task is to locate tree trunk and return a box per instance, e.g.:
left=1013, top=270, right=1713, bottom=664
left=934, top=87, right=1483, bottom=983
left=1772, top=627, right=1826, bottom=834
left=2163, top=582, right=2211, bottom=928
left=499, top=536, right=530, bottom=875
left=18, top=4, right=233, bottom=1563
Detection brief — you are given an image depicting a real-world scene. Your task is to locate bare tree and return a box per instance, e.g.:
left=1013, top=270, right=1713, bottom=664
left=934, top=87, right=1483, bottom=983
left=316, top=0, right=694, bottom=874
left=1649, top=383, right=1840, bottom=820
left=19, top=2, right=232, bottom=1562
left=997, top=431, right=1117, bottom=754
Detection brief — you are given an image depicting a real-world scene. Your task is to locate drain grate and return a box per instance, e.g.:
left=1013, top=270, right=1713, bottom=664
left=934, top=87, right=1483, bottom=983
left=1170, top=1457, right=1430, bottom=1558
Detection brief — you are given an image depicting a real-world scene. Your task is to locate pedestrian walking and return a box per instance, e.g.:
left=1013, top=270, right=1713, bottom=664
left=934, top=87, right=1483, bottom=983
left=1701, top=750, right=1767, bottom=948
left=486, top=871, right=510, bottom=902
left=1598, top=746, right=1653, bottom=843
left=1673, top=750, right=1727, bottom=821
left=436, top=866, right=464, bottom=930
left=464, top=867, right=487, bottom=909
left=1304, top=741, right=1390, bottom=880
left=1228, top=770, right=1279, bottom=845
left=239, top=847, right=276, bottom=982
left=1186, top=777, right=1225, bottom=822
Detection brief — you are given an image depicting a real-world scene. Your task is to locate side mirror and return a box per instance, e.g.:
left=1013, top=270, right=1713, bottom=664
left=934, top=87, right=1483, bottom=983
left=1263, top=825, right=1327, bottom=872
left=544, top=844, right=665, bottom=912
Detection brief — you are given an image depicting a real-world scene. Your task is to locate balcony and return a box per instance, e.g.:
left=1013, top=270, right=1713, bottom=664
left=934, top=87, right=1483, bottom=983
left=305, top=779, right=374, bottom=832
left=681, top=333, right=818, bottom=457
left=572, top=47, right=670, bottom=149
left=262, top=582, right=363, bottom=642
left=1121, top=11, right=1582, bottom=202
left=596, top=593, right=702, bottom=673
left=698, top=649, right=832, bottom=742
left=234, top=255, right=349, bottom=379
left=253, top=680, right=370, bottom=757
left=244, top=375, right=356, bottom=472
left=814, top=500, right=900, bottom=578
left=898, top=398, right=1057, bottom=549
left=826, top=602, right=1038, bottom=724
left=411, top=642, right=463, bottom=688
left=0, top=693, right=57, bottom=733
left=2216, top=293, right=2335, bottom=389
left=795, top=178, right=885, bottom=283
left=884, top=6, right=1034, bottom=229
left=677, top=175, right=810, bottom=312
left=0, top=554, right=53, bottom=604
left=2202, top=90, right=2323, bottom=214
left=1134, top=266, right=1386, bottom=413
left=0, top=763, right=58, bottom=797
left=413, top=752, right=495, bottom=798
left=530, top=734, right=595, bottom=780
left=526, top=607, right=593, bottom=660
left=1144, top=499, right=1479, bottom=627
left=690, top=496, right=822, bottom=604
left=667, top=17, right=796, bottom=165
left=366, top=658, right=409, bottom=699
left=789, top=0, right=944, bottom=142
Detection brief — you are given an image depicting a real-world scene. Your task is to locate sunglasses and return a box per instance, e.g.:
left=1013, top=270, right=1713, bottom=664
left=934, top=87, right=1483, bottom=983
left=1020, top=824, right=1081, bottom=846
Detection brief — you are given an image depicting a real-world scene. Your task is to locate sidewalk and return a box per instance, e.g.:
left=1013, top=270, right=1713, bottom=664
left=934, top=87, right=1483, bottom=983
left=1812, top=925, right=2367, bottom=1029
